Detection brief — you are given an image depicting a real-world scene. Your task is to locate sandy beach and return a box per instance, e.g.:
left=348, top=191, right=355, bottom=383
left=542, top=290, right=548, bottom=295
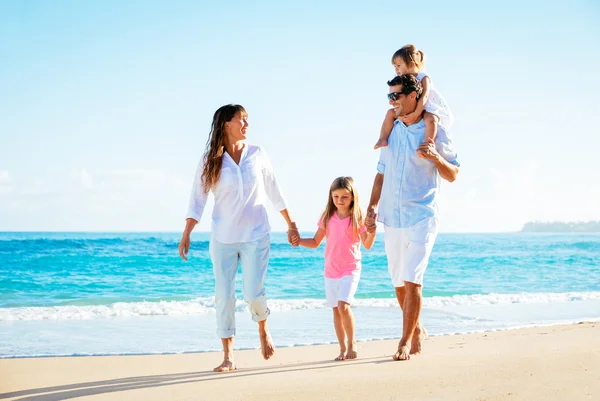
left=1, top=322, right=598, bottom=401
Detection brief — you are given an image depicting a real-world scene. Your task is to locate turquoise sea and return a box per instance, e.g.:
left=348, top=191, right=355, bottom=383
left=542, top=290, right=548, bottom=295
left=1, top=232, right=599, bottom=357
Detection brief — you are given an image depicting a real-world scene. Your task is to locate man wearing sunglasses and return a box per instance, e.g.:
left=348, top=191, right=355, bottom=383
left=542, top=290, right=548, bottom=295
left=366, top=74, right=460, bottom=361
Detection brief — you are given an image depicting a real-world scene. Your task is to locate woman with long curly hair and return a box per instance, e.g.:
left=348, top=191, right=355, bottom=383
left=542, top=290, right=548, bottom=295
left=178, top=104, right=298, bottom=372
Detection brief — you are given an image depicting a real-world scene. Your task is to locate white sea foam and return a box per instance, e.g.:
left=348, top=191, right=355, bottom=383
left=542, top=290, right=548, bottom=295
left=1, top=291, right=599, bottom=321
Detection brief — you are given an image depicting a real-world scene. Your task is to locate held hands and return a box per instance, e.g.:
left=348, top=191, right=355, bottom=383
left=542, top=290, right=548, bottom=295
left=365, top=208, right=377, bottom=233
left=417, top=138, right=440, bottom=162
left=399, top=111, right=421, bottom=126
left=287, top=225, right=300, bottom=247
left=178, top=234, right=191, bottom=261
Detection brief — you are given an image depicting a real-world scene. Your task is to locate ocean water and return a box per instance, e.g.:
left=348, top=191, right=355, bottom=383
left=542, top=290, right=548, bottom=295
left=1, top=232, right=599, bottom=358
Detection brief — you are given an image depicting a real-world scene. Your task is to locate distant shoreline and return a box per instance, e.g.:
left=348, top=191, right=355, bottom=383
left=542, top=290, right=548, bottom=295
left=522, top=221, right=600, bottom=233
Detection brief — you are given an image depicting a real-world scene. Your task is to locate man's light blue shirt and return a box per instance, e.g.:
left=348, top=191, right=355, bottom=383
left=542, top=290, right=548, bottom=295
left=376, top=119, right=459, bottom=228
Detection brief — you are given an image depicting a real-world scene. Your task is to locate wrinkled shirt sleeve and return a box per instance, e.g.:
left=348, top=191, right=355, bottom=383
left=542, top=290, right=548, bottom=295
left=377, top=147, right=388, bottom=174
left=435, top=126, right=460, bottom=167
left=261, top=148, right=287, bottom=211
left=186, top=159, right=209, bottom=222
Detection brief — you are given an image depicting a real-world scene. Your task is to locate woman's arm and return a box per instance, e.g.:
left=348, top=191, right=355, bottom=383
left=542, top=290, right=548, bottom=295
left=179, top=160, right=209, bottom=261
left=178, top=218, right=198, bottom=261
left=280, top=209, right=300, bottom=246
left=298, top=227, right=326, bottom=249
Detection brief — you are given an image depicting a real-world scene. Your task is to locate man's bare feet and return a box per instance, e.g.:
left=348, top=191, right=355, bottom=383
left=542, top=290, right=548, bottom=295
left=259, top=331, right=275, bottom=360
left=393, top=343, right=411, bottom=361
left=410, top=326, right=428, bottom=355
left=213, top=360, right=236, bottom=372
left=345, top=342, right=358, bottom=360
left=374, top=138, right=388, bottom=149
left=335, top=350, right=347, bottom=361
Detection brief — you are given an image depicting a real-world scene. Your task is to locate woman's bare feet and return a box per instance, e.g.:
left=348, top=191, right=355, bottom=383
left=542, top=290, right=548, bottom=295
left=374, top=138, right=388, bottom=149
left=213, top=360, right=236, bottom=372
left=258, top=321, right=275, bottom=360
left=393, top=343, right=411, bottom=361
left=345, top=342, right=358, bottom=360
left=410, top=326, right=428, bottom=355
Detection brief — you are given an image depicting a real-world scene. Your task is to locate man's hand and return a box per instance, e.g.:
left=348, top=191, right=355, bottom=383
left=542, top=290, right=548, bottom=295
left=417, top=138, right=440, bottom=162
left=365, top=208, right=377, bottom=233
left=399, top=111, right=421, bottom=126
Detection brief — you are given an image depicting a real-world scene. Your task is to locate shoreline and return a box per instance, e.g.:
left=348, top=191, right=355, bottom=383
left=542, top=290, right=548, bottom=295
left=2, top=317, right=600, bottom=359
left=1, top=322, right=598, bottom=400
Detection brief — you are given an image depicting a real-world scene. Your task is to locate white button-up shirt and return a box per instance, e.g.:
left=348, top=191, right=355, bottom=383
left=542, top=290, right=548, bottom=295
left=377, top=119, right=459, bottom=228
left=186, top=144, right=287, bottom=244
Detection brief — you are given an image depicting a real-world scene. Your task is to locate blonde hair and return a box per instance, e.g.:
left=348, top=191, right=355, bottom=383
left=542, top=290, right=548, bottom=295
left=321, top=176, right=363, bottom=235
left=391, top=44, right=425, bottom=71
left=201, top=104, right=247, bottom=193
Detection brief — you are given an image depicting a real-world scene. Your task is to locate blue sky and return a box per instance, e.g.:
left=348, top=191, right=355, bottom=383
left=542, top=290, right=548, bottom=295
left=1, top=0, right=598, bottom=232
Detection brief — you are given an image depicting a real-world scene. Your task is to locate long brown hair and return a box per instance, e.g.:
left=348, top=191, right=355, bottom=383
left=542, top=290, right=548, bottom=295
left=200, top=104, right=247, bottom=193
left=391, top=44, right=425, bottom=71
left=321, top=176, right=363, bottom=235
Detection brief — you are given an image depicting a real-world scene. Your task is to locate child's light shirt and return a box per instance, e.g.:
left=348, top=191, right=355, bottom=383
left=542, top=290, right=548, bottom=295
left=318, top=213, right=367, bottom=279
left=417, top=72, right=454, bottom=131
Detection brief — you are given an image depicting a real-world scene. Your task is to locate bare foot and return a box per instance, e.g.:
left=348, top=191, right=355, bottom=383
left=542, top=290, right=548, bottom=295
left=213, top=360, right=236, bottom=372
left=392, top=343, right=411, bottom=361
left=345, top=342, right=358, bottom=360
left=374, top=138, right=388, bottom=149
left=410, top=326, right=428, bottom=355
left=259, top=331, right=275, bottom=360
left=335, top=351, right=347, bottom=361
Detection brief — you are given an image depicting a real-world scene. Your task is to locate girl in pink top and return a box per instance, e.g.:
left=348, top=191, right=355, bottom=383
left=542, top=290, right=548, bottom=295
left=296, top=177, right=376, bottom=360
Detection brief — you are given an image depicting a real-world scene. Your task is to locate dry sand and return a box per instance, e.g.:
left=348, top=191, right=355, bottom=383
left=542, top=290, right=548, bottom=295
left=1, top=322, right=598, bottom=401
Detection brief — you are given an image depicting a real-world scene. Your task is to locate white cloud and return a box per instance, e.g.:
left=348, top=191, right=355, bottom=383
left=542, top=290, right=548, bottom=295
left=80, top=169, right=93, bottom=189
left=171, top=175, right=187, bottom=190
left=0, top=171, right=9, bottom=183
left=109, top=169, right=167, bottom=186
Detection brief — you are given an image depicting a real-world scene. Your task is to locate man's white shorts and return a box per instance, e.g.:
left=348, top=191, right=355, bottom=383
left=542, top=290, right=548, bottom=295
left=384, top=217, right=439, bottom=287
left=324, top=274, right=360, bottom=307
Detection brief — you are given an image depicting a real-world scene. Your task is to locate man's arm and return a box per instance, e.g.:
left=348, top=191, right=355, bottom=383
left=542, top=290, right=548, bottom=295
left=368, top=173, right=384, bottom=212
left=418, top=140, right=459, bottom=183
left=433, top=155, right=459, bottom=182
left=366, top=173, right=384, bottom=231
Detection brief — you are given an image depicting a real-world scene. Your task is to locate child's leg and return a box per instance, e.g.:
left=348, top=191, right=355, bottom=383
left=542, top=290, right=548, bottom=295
left=337, top=301, right=357, bottom=359
left=374, top=108, right=397, bottom=149
left=418, top=112, right=439, bottom=159
left=332, top=307, right=347, bottom=360
left=423, top=112, right=439, bottom=143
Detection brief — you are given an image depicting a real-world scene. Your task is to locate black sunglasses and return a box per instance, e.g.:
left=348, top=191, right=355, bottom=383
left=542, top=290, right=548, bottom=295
left=387, top=91, right=407, bottom=101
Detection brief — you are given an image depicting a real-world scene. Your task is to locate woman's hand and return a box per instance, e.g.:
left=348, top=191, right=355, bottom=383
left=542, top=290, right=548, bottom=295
left=287, top=228, right=300, bottom=247
left=178, top=234, right=191, bottom=261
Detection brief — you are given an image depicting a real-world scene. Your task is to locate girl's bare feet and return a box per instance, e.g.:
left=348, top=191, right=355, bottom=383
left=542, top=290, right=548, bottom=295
left=335, top=350, right=347, bottom=361
left=213, top=360, right=236, bottom=372
left=345, top=342, right=358, bottom=360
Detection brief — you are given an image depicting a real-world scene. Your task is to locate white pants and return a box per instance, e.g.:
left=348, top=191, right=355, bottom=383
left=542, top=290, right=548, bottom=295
left=384, top=217, right=439, bottom=287
left=209, top=234, right=271, bottom=338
